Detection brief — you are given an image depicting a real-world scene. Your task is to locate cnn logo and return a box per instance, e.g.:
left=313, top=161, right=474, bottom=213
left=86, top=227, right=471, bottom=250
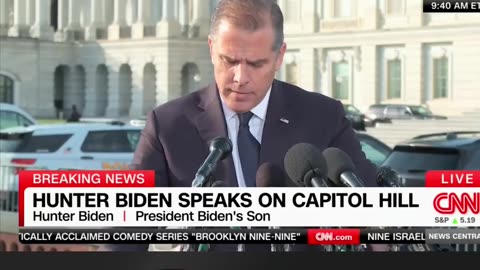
left=315, top=233, right=334, bottom=242
left=433, top=192, right=480, bottom=214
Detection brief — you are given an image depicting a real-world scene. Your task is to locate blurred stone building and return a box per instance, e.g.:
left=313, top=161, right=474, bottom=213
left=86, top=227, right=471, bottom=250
left=0, top=0, right=479, bottom=119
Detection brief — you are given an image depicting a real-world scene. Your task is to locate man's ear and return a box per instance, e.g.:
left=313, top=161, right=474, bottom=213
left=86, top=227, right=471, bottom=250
left=208, top=36, right=215, bottom=64
left=274, top=42, right=287, bottom=71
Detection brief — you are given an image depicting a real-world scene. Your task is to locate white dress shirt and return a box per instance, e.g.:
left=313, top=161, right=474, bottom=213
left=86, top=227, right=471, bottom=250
left=220, top=88, right=272, bottom=187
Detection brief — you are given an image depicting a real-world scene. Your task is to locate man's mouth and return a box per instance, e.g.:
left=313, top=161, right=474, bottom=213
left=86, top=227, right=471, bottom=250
left=228, top=89, right=252, bottom=95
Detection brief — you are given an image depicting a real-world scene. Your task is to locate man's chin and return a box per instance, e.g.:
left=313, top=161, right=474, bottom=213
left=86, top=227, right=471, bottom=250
left=226, top=101, right=253, bottom=113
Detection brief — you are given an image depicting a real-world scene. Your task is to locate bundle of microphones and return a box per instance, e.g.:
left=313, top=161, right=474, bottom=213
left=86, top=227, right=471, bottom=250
left=183, top=137, right=403, bottom=252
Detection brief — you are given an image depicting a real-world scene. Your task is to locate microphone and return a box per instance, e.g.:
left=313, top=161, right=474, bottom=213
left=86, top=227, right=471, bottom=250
left=322, top=147, right=366, bottom=187
left=282, top=144, right=337, bottom=252
left=192, top=137, right=232, bottom=187
left=255, top=163, right=290, bottom=252
left=210, top=180, right=226, bottom=187
left=283, top=143, right=332, bottom=187
left=256, top=162, right=287, bottom=187
left=376, top=166, right=401, bottom=187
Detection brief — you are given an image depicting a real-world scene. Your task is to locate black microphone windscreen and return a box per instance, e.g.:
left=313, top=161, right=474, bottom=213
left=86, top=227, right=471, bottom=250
left=211, top=181, right=226, bottom=187
left=256, top=163, right=287, bottom=187
left=283, top=143, right=328, bottom=187
left=209, top=137, right=233, bottom=160
left=377, top=166, right=400, bottom=187
left=322, top=148, right=355, bottom=186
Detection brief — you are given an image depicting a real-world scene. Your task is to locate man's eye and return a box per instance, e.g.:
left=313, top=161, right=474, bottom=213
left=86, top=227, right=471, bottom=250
left=222, top=58, right=236, bottom=65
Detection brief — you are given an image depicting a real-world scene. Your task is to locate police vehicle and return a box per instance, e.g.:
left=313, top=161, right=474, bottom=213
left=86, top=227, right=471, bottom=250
left=0, top=122, right=142, bottom=171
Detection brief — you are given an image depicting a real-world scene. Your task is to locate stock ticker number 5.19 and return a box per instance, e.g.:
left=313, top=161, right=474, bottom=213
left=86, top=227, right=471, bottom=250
left=460, top=217, right=476, bottom=224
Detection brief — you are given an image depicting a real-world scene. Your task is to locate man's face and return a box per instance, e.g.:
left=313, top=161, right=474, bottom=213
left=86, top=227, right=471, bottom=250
left=208, top=20, right=286, bottom=113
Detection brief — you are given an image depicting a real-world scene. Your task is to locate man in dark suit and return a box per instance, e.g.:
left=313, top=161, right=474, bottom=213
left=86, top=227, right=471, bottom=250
left=102, top=0, right=378, bottom=252
left=135, top=78, right=377, bottom=188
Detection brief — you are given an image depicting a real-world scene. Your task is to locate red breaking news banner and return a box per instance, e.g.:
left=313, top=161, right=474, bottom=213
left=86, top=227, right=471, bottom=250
left=18, top=170, right=480, bottom=228
left=425, top=171, right=480, bottom=187
left=18, top=170, right=155, bottom=226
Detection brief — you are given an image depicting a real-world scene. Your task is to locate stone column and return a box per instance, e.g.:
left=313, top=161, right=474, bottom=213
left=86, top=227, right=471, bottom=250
left=151, top=0, right=163, bottom=24
left=406, top=0, right=424, bottom=27
left=404, top=43, right=423, bottom=104
left=0, top=0, right=10, bottom=35
left=103, top=0, right=114, bottom=26
left=301, top=0, right=318, bottom=33
left=156, top=0, right=179, bottom=37
left=154, top=61, right=168, bottom=105
left=178, top=0, right=189, bottom=36
left=190, top=0, right=210, bottom=38
left=8, top=0, right=26, bottom=37
left=54, top=0, right=68, bottom=41
left=105, top=65, right=121, bottom=117
left=299, top=48, right=316, bottom=91
left=108, top=0, right=127, bottom=40
left=354, top=45, right=373, bottom=111
left=25, top=0, right=35, bottom=25
left=132, top=0, right=153, bottom=39
left=63, top=66, right=85, bottom=118
left=65, top=0, right=82, bottom=39
left=67, top=0, right=81, bottom=28
left=37, top=67, right=56, bottom=118
left=30, top=0, right=54, bottom=39
left=85, top=0, right=102, bottom=40
left=83, top=65, right=97, bottom=117
left=129, top=63, right=144, bottom=117
left=359, top=0, right=378, bottom=30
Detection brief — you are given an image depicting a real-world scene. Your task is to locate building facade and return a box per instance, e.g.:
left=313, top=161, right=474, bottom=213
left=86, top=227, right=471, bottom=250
left=0, top=0, right=479, bottom=118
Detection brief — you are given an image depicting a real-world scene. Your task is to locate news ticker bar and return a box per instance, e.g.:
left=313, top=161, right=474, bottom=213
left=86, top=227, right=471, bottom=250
left=18, top=228, right=480, bottom=245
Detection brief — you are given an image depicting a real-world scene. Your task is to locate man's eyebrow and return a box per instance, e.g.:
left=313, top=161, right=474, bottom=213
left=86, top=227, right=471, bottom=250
left=220, top=54, right=238, bottom=62
left=220, top=54, right=268, bottom=64
left=246, top=58, right=268, bottom=65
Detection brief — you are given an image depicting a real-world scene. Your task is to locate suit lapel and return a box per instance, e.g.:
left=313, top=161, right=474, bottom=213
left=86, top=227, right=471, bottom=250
left=194, top=84, right=238, bottom=187
left=260, top=80, right=296, bottom=172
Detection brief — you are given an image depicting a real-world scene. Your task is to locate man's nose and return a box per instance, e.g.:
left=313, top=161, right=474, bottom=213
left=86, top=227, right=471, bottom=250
left=233, top=64, right=250, bottom=86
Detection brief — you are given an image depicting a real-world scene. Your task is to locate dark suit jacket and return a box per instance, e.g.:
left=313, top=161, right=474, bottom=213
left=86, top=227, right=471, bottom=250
left=106, top=79, right=378, bottom=251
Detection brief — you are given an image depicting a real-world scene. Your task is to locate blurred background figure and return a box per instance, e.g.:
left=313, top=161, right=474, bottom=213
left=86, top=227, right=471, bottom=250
left=67, top=105, right=81, bottom=122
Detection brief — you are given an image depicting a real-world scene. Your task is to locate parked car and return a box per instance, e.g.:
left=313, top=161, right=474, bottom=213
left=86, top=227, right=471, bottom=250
left=343, top=104, right=372, bottom=130
left=0, top=123, right=142, bottom=170
left=381, top=131, right=480, bottom=187
left=0, top=103, right=37, bottom=130
left=0, top=122, right=143, bottom=210
left=366, top=104, right=447, bottom=123
left=356, top=132, right=392, bottom=167
left=80, top=117, right=146, bottom=127
left=129, top=116, right=146, bottom=127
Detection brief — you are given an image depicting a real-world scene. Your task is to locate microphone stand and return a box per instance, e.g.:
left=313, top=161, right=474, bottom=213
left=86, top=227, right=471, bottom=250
left=181, top=175, right=216, bottom=252
left=269, top=226, right=290, bottom=252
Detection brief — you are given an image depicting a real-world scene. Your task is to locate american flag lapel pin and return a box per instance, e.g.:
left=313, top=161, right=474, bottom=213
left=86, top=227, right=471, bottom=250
left=280, top=118, right=289, bottom=124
